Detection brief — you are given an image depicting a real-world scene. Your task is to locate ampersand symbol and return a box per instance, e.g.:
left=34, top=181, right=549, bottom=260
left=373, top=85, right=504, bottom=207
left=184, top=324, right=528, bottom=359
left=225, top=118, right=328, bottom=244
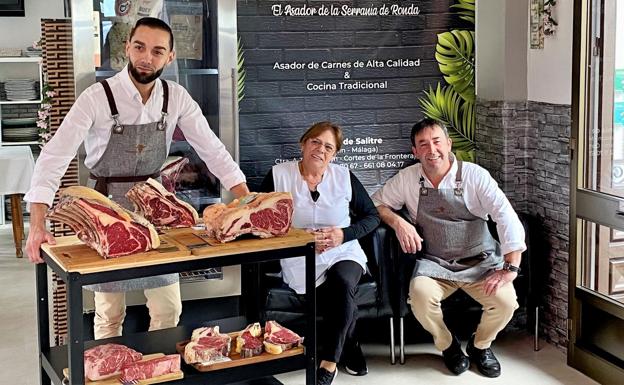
left=344, top=71, right=351, bottom=79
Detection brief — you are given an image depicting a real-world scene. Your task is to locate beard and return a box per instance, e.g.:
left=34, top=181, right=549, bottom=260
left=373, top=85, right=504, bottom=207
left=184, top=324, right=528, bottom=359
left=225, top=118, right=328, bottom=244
left=128, top=60, right=165, bottom=84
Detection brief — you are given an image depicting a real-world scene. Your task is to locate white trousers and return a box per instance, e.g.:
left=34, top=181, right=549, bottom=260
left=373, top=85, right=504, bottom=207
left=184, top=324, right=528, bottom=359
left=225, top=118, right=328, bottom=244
left=93, top=282, right=182, bottom=339
left=408, top=276, right=518, bottom=351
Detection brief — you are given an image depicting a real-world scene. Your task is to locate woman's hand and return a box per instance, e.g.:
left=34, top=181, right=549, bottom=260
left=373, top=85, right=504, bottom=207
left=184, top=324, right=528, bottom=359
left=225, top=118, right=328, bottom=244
left=312, top=226, right=344, bottom=253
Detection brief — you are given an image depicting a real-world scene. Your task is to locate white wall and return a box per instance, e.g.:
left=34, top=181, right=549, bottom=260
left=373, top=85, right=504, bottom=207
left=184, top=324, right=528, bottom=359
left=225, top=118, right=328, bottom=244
left=0, top=0, right=65, bottom=49
left=527, top=0, right=574, bottom=104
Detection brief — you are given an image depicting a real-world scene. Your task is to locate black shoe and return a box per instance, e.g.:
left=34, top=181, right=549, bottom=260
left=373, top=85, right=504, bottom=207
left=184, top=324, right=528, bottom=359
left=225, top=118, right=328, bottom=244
left=466, top=335, right=501, bottom=378
left=317, top=367, right=337, bottom=385
left=442, top=335, right=470, bottom=375
left=341, top=341, right=368, bottom=376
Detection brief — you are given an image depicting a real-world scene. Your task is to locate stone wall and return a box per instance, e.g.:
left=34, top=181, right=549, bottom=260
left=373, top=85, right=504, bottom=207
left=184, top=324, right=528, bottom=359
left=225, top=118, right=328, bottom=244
left=476, top=98, right=571, bottom=351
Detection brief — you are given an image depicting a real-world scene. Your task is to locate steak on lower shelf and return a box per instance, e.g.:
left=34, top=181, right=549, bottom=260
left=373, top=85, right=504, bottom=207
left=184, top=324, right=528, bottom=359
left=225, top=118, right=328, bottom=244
left=83, top=343, right=142, bottom=381
left=184, top=326, right=232, bottom=365
left=235, top=322, right=264, bottom=358
left=126, top=178, right=198, bottom=228
left=47, top=186, right=160, bottom=258
left=263, top=320, right=303, bottom=355
left=203, top=192, right=293, bottom=242
left=119, top=354, right=181, bottom=382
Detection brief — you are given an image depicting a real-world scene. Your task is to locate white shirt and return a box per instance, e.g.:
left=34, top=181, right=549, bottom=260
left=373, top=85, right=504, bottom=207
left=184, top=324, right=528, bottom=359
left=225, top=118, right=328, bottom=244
left=25, top=67, right=245, bottom=206
left=372, top=160, right=526, bottom=256
left=273, top=162, right=367, bottom=294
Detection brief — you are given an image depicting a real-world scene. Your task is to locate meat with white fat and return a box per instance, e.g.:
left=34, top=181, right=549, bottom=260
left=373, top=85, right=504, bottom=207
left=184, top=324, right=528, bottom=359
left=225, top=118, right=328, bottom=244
left=203, top=192, right=293, bottom=242
left=83, top=343, right=142, bottom=381
left=119, top=354, right=181, bottom=382
left=47, top=186, right=160, bottom=258
left=126, top=178, right=198, bottom=228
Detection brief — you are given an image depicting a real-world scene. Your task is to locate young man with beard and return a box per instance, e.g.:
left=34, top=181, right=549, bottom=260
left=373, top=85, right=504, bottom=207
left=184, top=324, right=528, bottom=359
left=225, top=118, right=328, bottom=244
left=25, top=17, right=249, bottom=339
left=372, top=118, right=526, bottom=377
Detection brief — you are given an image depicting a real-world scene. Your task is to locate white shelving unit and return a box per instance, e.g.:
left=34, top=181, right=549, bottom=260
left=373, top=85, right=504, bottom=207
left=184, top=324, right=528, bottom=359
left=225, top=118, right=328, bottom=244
left=0, top=56, right=43, bottom=225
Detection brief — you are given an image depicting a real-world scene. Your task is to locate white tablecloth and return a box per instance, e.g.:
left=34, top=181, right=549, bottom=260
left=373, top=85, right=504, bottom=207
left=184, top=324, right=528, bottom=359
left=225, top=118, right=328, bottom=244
left=0, top=146, right=35, bottom=195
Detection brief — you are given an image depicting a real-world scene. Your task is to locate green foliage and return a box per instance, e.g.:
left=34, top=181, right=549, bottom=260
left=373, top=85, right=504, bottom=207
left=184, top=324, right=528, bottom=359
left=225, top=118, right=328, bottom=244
left=417, top=0, right=476, bottom=162
left=237, top=37, right=246, bottom=103
left=435, top=30, right=475, bottom=103
left=450, top=0, right=475, bottom=25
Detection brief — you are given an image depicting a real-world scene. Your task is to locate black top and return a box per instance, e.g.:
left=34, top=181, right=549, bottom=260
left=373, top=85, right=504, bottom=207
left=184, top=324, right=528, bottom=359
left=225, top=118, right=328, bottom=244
left=260, top=168, right=380, bottom=243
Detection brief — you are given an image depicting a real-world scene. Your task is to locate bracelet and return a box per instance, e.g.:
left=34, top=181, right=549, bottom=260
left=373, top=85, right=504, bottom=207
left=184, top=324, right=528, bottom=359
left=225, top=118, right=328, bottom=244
left=502, top=261, right=521, bottom=273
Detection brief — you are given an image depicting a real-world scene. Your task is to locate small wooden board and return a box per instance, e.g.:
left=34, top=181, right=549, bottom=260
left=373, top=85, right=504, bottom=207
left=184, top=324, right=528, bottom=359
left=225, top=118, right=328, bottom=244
left=163, top=227, right=313, bottom=257
left=176, top=332, right=304, bottom=372
left=62, top=353, right=184, bottom=384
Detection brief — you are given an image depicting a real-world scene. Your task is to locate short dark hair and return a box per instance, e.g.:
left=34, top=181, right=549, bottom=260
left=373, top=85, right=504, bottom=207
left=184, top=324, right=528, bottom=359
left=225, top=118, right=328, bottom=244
left=300, top=121, right=343, bottom=153
left=129, top=17, right=174, bottom=51
left=410, top=118, right=449, bottom=146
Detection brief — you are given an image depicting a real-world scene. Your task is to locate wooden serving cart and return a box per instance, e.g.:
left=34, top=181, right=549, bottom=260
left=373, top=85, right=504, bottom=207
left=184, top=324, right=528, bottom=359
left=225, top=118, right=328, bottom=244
left=35, top=229, right=316, bottom=385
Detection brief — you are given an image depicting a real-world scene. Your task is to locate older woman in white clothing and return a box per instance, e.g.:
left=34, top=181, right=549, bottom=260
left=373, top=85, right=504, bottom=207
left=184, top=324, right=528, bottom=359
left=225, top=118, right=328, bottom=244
left=260, top=122, right=379, bottom=385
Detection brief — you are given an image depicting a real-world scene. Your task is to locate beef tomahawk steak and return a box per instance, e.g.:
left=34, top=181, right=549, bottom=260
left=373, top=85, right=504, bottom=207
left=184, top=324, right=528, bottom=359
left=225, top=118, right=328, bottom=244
left=203, top=192, right=293, bottom=242
left=47, top=186, right=160, bottom=258
left=126, top=178, right=198, bottom=228
left=83, top=343, right=143, bottom=381
left=160, top=156, right=189, bottom=193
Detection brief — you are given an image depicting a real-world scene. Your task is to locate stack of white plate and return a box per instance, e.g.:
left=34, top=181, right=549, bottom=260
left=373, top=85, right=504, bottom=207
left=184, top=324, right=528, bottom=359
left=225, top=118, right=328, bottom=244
left=4, top=79, right=38, bottom=101
left=1, top=117, right=39, bottom=142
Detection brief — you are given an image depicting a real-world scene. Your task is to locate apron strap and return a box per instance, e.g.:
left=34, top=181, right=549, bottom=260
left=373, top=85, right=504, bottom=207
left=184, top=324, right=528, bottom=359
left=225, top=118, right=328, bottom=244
left=454, top=160, right=464, bottom=196
left=161, top=78, right=169, bottom=114
left=100, top=80, right=119, bottom=117
left=89, top=172, right=160, bottom=197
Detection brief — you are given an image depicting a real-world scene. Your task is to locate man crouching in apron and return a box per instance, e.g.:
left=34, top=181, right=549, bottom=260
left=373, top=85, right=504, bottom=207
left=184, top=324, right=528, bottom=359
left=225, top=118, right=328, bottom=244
left=373, top=118, right=526, bottom=378
left=25, top=17, right=249, bottom=339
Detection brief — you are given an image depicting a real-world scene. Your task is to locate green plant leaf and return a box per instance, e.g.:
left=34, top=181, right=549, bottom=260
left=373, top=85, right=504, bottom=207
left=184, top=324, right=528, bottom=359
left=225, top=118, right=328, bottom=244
left=418, top=83, right=475, bottom=152
left=454, top=149, right=475, bottom=162
left=435, top=30, right=475, bottom=103
left=450, top=0, right=475, bottom=25
left=237, top=37, right=246, bottom=103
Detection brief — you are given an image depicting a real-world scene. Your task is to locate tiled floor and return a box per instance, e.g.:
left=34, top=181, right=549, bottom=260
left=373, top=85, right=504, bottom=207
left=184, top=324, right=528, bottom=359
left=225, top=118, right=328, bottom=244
left=0, top=226, right=598, bottom=385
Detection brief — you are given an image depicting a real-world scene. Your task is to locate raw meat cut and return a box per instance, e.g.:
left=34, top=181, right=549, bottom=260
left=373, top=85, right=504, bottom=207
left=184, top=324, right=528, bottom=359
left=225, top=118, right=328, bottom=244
left=47, top=186, right=160, bottom=258
left=235, top=322, right=263, bottom=358
left=119, top=354, right=181, bottom=382
left=184, top=326, right=232, bottom=365
left=160, top=156, right=189, bottom=193
left=263, top=320, right=303, bottom=355
left=126, top=178, right=198, bottom=228
left=203, top=192, right=293, bottom=242
left=83, top=343, right=142, bottom=381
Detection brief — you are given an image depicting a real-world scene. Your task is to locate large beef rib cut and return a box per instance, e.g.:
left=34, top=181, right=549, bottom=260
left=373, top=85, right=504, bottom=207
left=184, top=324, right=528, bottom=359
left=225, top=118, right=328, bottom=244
left=183, top=326, right=232, bottom=365
left=203, top=192, right=293, bottom=242
left=119, top=354, right=181, bottom=382
left=160, top=156, right=189, bottom=193
left=263, top=320, right=303, bottom=355
left=126, top=178, right=198, bottom=228
left=47, top=186, right=160, bottom=258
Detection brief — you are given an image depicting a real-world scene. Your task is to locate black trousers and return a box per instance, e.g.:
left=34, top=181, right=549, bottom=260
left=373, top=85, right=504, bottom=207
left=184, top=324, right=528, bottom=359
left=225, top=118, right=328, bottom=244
left=316, top=260, right=363, bottom=363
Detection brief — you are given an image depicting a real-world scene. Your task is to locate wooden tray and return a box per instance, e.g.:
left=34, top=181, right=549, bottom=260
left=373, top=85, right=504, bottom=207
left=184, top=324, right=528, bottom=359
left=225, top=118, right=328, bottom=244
left=62, top=353, right=184, bottom=384
left=176, top=332, right=304, bottom=372
left=163, top=227, right=313, bottom=257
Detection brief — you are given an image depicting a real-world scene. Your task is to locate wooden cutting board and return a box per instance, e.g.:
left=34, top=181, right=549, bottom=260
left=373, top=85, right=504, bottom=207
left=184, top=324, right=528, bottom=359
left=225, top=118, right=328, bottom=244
left=163, top=227, right=313, bottom=257
left=175, top=332, right=304, bottom=372
left=42, top=233, right=190, bottom=274
left=62, top=353, right=184, bottom=384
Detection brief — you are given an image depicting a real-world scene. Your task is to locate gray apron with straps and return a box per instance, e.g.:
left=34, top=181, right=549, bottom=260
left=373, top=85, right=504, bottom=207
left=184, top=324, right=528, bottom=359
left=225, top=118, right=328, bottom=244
left=84, top=79, right=178, bottom=292
left=412, top=160, right=503, bottom=282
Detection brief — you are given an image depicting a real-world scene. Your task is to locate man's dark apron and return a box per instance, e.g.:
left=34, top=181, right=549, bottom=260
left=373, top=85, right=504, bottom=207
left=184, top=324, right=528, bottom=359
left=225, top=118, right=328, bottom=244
left=84, top=79, right=178, bottom=292
left=412, top=160, right=503, bottom=282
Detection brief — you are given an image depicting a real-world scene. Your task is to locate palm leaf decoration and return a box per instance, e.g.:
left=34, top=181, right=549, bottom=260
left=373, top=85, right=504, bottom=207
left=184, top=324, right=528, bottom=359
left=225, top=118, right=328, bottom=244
left=237, top=37, right=246, bottom=103
left=419, top=84, right=475, bottom=159
left=450, top=0, right=475, bottom=24
left=435, top=30, right=475, bottom=103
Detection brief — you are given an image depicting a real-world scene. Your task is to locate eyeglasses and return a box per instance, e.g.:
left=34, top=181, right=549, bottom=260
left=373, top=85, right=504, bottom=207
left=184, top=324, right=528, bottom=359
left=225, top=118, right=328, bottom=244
left=309, top=138, right=336, bottom=153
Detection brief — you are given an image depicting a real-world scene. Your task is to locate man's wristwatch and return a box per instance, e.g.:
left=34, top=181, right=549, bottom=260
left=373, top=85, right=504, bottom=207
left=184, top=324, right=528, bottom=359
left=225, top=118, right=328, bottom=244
left=502, top=262, right=521, bottom=273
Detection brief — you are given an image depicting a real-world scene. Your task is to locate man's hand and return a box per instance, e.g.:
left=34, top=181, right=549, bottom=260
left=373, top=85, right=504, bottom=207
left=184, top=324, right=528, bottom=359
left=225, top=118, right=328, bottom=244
left=483, top=269, right=517, bottom=296
left=312, top=226, right=343, bottom=254
left=377, top=204, right=422, bottom=254
left=25, top=202, right=55, bottom=264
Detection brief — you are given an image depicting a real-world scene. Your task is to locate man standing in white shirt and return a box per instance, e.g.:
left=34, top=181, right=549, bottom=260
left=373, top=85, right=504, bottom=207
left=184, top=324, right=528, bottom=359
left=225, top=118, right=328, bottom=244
left=373, top=118, right=526, bottom=378
left=24, top=17, right=249, bottom=339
